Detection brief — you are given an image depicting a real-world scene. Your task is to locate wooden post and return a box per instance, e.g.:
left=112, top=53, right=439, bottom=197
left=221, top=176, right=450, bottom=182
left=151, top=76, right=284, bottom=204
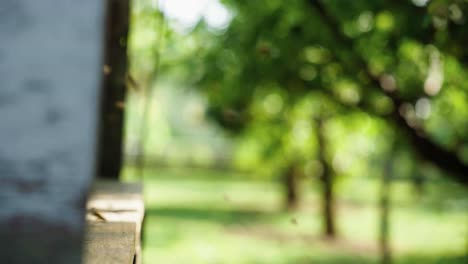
left=97, top=0, right=131, bottom=179
left=0, top=0, right=105, bottom=262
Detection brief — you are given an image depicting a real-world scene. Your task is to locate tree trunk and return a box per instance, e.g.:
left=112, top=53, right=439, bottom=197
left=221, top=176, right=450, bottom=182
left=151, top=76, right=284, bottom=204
left=379, top=147, right=395, bottom=264
left=412, top=172, right=425, bottom=197
left=317, top=118, right=336, bottom=238
left=97, top=0, right=130, bottom=179
left=284, top=163, right=300, bottom=210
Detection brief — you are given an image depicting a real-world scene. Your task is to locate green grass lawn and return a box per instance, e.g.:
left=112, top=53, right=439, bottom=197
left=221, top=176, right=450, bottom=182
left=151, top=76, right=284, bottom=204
left=124, top=167, right=468, bottom=264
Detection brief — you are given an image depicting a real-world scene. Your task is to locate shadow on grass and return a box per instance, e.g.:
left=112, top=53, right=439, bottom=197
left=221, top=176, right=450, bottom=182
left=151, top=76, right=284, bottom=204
left=397, top=254, right=468, bottom=264
left=281, top=254, right=467, bottom=264
left=146, top=206, right=280, bottom=225
left=144, top=206, right=467, bottom=264
left=278, top=256, right=376, bottom=264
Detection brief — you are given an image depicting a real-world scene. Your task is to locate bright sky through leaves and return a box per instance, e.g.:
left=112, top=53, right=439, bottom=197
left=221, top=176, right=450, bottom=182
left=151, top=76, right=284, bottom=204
left=159, top=0, right=232, bottom=30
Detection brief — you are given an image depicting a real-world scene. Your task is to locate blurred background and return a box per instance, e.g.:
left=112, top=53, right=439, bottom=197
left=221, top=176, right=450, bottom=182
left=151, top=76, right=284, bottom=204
left=122, top=0, right=468, bottom=263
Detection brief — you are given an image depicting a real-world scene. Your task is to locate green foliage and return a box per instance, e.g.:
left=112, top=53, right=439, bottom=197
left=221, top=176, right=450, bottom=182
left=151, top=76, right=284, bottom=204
left=179, top=0, right=468, bottom=185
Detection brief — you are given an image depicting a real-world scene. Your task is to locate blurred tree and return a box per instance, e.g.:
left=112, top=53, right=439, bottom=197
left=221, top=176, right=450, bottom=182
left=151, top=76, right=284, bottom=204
left=193, top=0, right=468, bottom=185
left=307, top=0, right=468, bottom=185
left=316, top=116, right=336, bottom=238
left=379, top=141, right=397, bottom=264
left=283, top=162, right=301, bottom=210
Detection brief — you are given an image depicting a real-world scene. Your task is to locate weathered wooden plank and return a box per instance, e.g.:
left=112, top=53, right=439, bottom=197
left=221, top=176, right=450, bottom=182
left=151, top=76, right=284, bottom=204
left=0, top=0, right=106, bottom=262
left=86, top=181, right=144, bottom=264
left=83, top=222, right=136, bottom=264
left=87, top=181, right=144, bottom=223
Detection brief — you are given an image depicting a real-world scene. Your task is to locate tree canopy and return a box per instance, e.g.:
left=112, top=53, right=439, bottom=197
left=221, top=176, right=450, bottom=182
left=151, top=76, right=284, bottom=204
left=180, top=0, right=468, bottom=185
